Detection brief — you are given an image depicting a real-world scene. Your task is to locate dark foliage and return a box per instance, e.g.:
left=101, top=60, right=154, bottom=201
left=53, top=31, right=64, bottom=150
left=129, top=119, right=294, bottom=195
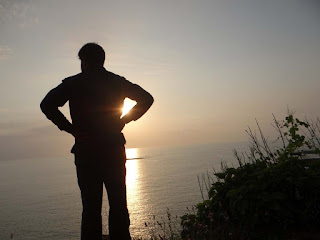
left=181, top=114, right=320, bottom=240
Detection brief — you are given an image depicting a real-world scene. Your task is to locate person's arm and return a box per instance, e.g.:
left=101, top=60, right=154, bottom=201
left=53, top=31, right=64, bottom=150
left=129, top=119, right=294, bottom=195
left=40, top=82, right=73, bottom=135
left=121, top=79, right=154, bottom=125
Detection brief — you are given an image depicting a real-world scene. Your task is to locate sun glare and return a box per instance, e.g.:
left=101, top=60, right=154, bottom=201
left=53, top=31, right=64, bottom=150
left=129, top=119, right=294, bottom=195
left=126, top=148, right=138, bottom=160
left=121, top=98, right=137, bottom=118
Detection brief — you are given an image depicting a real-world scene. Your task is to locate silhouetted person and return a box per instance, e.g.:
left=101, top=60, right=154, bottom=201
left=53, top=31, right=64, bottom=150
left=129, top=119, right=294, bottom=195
left=40, top=43, right=154, bottom=240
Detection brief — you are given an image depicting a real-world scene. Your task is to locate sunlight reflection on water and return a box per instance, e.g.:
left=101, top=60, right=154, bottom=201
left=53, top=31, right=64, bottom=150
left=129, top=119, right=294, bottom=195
left=125, top=148, right=147, bottom=237
left=126, top=148, right=140, bottom=207
left=0, top=143, right=249, bottom=239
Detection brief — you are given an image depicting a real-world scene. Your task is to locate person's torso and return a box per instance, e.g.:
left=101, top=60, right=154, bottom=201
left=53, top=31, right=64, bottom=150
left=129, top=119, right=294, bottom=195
left=65, top=69, right=126, bottom=139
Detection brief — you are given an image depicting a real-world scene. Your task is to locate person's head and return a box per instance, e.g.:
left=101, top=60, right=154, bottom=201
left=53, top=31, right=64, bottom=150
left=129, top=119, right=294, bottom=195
left=78, top=42, right=105, bottom=72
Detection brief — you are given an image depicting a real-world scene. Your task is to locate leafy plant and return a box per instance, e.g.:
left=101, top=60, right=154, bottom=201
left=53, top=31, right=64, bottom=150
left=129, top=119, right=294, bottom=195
left=181, top=113, right=320, bottom=240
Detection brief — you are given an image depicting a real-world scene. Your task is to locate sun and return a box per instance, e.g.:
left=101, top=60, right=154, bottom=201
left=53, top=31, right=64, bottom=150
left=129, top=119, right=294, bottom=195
left=121, top=98, right=137, bottom=118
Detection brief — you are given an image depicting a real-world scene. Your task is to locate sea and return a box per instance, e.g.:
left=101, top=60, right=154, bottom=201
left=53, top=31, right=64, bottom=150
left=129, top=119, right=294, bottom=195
left=0, top=142, right=249, bottom=240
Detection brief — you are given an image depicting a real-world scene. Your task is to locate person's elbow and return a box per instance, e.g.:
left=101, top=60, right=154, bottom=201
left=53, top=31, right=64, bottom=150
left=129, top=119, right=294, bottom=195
left=146, top=93, right=154, bottom=107
left=40, top=100, right=46, bottom=113
left=40, top=98, right=50, bottom=115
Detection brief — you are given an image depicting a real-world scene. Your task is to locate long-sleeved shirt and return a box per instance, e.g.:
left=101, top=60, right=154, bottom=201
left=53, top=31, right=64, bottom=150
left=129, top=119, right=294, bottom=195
left=40, top=67, right=154, bottom=150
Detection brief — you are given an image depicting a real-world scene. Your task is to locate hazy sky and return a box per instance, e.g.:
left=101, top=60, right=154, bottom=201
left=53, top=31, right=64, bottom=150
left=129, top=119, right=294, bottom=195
left=1, top=0, right=320, bottom=160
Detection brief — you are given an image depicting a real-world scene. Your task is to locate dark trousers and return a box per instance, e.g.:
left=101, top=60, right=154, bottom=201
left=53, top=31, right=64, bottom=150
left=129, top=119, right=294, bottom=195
left=75, top=143, right=131, bottom=240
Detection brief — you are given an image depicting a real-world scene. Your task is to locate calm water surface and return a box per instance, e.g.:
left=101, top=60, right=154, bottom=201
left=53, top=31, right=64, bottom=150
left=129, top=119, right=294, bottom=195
left=0, top=142, right=248, bottom=239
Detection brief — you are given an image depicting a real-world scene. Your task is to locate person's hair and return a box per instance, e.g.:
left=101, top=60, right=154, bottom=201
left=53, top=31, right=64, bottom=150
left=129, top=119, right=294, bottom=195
left=78, top=42, right=105, bottom=66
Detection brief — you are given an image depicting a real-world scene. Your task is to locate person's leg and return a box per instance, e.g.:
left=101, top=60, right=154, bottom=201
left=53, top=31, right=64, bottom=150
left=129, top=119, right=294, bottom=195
left=103, top=145, right=131, bottom=240
left=105, top=176, right=131, bottom=240
left=76, top=154, right=103, bottom=240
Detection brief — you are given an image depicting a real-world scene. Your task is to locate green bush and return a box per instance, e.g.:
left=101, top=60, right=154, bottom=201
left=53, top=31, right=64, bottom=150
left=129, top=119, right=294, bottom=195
left=181, top=113, right=320, bottom=240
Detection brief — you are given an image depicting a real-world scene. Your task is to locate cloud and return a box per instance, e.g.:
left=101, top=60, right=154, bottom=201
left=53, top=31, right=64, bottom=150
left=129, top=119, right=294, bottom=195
left=0, top=122, right=73, bottom=161
left=0, top=131, right=73, bottom=161
left=0, top=0, right=38, bottom=27
left=0, top=45, right=12, bottom=60
left=0, top=108, right=9, bottom=112
left=0, top=119, right=54, bottom=136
